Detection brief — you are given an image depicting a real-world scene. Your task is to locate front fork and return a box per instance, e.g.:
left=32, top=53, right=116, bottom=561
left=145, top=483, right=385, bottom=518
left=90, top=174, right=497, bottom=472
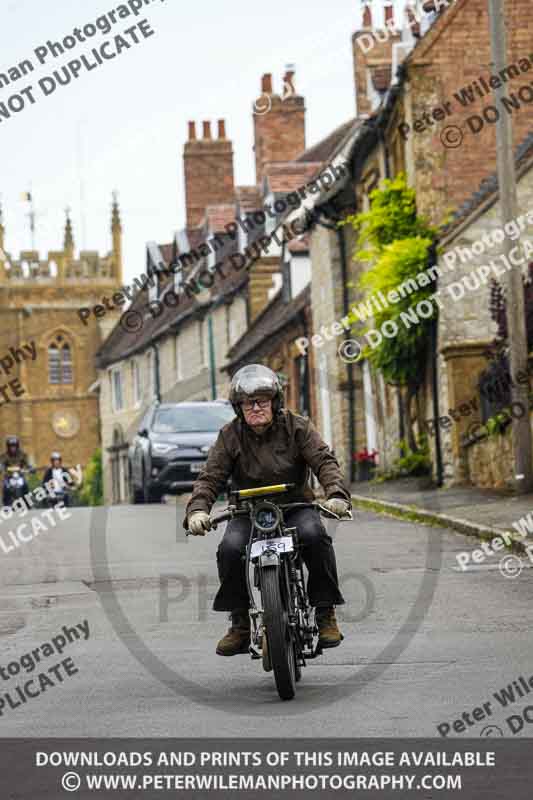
left=246, top=526, right=322, bottom=661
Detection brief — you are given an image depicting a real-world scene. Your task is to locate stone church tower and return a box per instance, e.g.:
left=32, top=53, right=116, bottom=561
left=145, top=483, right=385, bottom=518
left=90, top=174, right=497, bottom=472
left=0, top=198, right=123, bottom=470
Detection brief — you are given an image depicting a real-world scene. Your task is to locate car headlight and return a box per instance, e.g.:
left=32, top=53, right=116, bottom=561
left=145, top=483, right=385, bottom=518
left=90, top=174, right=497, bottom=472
left=152, top=443, right=175, bottom=454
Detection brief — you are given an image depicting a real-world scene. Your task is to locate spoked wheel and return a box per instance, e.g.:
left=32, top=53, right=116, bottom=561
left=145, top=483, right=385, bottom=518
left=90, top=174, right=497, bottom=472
left=294, top=642, right=302, bottom=683
left=261, top=565, right=296, bottom=701
left=262, top=632, right=272, bottom=672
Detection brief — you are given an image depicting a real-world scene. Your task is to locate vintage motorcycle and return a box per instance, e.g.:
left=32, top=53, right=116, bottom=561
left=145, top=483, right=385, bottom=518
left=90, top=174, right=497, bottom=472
left=191, top=483, right=352, bottom=701
left=2, top=465, right=32, bottom=507
left=44, top=485, right=71, bottom=509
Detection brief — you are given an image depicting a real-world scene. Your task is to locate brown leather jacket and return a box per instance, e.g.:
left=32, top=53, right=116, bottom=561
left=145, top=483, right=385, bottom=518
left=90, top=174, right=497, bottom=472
left=0, top=449, right=31, bottom=470
left=185, top=409, right=351, bottom=523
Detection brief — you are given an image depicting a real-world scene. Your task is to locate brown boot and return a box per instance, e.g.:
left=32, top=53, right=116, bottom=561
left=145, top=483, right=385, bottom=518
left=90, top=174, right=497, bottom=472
left=316, top=606, right=343, bottom=648
left=216, top=610, right=251, bottom=656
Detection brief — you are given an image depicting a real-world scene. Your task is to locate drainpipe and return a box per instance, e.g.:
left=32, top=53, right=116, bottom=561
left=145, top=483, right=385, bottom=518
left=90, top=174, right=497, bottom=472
left=429, top=242, right=444, bottom=486
left=337, top=227, right=357, bottom=483
left=207, top=314, right=217, bottom=400
left=151, top=344, right=161, bottom=403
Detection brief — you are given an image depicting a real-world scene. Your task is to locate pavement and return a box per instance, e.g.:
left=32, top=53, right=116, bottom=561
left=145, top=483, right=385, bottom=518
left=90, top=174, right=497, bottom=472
left=350, top=476, right=533, bottom=544
left=1, top=497, right=533, bottom=739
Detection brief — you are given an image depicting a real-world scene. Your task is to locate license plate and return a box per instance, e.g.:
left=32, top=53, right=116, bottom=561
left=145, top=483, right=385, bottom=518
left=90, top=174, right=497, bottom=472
left=250, top=536, right=294, bottom=559
left=190, top=462, right=204, bottom=473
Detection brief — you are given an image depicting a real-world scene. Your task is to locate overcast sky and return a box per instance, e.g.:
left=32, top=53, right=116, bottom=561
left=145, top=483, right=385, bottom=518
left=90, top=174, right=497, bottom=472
left=1, top=0, right=363, bottom=286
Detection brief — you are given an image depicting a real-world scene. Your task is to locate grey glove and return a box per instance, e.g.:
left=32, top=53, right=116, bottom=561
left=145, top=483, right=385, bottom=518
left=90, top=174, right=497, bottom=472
left=188, top=511, right=212, bottom=536
left=323, top=498, right=351, bottom=517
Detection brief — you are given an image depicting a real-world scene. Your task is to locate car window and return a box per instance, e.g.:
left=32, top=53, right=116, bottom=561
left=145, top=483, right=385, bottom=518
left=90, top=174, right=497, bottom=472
left=152, top=405, right=234, bottom=433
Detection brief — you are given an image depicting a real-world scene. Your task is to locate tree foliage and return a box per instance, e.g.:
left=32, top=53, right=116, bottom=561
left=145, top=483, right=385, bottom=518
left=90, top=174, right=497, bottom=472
left=79, top=449, right=103, bottom=506
left=343, top=173, right=438, bottom=386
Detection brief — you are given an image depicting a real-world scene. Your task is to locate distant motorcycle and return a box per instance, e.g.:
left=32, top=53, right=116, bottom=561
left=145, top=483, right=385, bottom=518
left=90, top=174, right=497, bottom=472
left=2, top=465, right=31, bottom=507
left=44, top=486, right=71, bottom=508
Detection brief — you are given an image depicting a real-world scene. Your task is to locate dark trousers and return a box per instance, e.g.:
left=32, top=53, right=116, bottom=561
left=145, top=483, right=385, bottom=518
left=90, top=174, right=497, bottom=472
left=213, top=507, right=345, bottom=612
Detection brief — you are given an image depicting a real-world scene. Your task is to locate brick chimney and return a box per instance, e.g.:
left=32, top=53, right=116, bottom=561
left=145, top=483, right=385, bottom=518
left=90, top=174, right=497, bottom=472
left=252, top=69, right=306, bottom=184
left=184, top=119, right=235, bottom=229
left=352, top=1, right=402, bottom=117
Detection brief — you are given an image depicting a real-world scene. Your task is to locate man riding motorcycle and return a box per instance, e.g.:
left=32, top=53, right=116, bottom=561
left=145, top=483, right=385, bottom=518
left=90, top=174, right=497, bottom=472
left=185, top=364, right=352, bottom=657
left=42, top=452, right=72, bottom=507
left=0, top=436, right=33, bottom=505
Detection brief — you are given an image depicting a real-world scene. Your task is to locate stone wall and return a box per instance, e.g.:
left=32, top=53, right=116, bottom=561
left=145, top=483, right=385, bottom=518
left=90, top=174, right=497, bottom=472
left=436, top=159, right=533, bottom=485
left=404, top=0, right=533, bottom=225
left=465, top=427, right=514, bottom=489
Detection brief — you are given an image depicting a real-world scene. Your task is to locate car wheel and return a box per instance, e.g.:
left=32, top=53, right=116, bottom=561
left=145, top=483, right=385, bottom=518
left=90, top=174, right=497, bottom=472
left=142, top=466, right=161, bottom=504
left=132, top=481, right=144, bottom=504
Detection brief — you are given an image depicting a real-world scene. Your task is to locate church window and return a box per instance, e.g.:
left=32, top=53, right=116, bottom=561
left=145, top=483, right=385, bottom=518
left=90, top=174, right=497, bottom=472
left=48, top=335, right=73, bottom=384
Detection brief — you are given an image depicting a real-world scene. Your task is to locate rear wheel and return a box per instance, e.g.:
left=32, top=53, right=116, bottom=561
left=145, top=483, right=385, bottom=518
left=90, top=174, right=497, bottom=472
left=261, top=565, right=296, bottom=701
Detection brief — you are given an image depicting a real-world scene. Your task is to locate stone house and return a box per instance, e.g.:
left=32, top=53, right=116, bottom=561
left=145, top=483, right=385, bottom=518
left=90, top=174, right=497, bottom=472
left=96, top=71, right=323, bottom=503
left=224, top=140, right=356, bottom=428
left=298, top=0, right=533, bottom=485
left=431, top=133, right=533, bottom=489
left=0, top=199, right=122, bottom=472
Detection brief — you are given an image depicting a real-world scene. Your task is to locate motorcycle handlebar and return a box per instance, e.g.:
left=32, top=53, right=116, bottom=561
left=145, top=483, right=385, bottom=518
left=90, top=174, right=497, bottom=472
left=209, top=508, right=250, bottom=529
left=210, top=510, right=234, bottom=528
left=281, top=501, right=353, bottom=520
left=186, top=500, right=353, bottom=536
left=209, top=501, right=353, bottom=528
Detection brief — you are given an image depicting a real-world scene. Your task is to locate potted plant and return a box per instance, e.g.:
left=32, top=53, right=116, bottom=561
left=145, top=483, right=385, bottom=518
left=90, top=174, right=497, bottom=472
left=354, top=448, right=378, bottom=481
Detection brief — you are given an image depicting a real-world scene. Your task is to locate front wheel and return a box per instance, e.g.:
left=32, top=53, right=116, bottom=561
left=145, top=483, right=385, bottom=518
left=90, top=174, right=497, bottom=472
left=261, top=565, right=296, bottom=701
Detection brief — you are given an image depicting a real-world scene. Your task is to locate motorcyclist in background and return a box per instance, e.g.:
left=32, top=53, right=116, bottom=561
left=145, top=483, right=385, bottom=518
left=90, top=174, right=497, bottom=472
left=42, top=452, right=73, bottom=507
left=185, top=364, right=352, bottom=657
left=0, top=436, right=33, bottom=505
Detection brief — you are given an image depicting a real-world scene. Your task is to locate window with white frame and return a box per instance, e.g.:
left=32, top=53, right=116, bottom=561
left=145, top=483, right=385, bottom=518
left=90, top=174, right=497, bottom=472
left=146, top=243, right=162, bottom=304
left=111, top=368, right=124, bottom=411
left=290, top=254, right=311, bottom=297
left=131, top=360, right=141, bottom=406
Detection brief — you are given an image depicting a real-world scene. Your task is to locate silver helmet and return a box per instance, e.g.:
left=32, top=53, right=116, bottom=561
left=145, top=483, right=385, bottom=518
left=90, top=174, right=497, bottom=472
left=229, top=364, right=283, bottom=416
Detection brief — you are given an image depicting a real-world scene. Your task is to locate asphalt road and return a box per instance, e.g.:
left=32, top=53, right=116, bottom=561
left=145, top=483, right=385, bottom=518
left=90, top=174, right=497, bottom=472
left=1, top=497, right=533, bottom=738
